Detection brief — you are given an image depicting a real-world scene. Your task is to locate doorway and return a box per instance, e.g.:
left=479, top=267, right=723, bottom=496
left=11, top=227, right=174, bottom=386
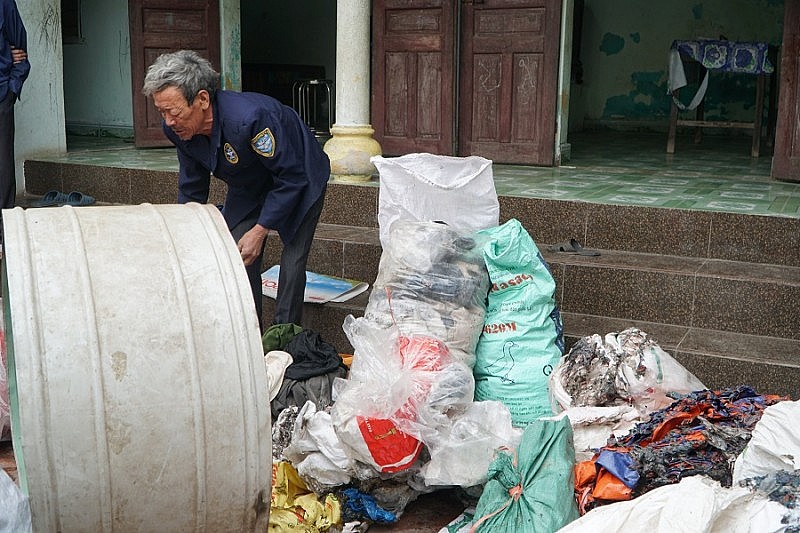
left=371, top=0, right=562, bottom=166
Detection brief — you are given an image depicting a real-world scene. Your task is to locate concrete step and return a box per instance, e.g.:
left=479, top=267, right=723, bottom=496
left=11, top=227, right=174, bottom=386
left=267, top=293, right=800, bottom=400
left=24, top=161, right=799, bottom=397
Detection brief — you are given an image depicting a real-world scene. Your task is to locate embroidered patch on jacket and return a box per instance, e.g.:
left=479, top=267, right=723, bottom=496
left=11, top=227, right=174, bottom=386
left=223, top=142, right=239, bottom=164
left=251, top=128, right=276, bottom=158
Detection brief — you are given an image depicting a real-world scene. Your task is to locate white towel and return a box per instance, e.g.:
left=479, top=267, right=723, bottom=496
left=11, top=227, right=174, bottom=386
left=668, top=48, right=709, bottom=111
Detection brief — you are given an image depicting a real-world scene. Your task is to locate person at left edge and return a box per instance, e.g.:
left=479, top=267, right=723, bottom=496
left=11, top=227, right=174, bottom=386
left=0, top=0, right=30, bottom=241
left=141, top=50, right=330, bottom=331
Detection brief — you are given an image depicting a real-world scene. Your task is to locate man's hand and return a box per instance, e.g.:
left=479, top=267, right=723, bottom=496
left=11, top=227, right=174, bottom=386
left=11, top=47, right=27, bottom=64
left=238, top=224, right=269, bottom=266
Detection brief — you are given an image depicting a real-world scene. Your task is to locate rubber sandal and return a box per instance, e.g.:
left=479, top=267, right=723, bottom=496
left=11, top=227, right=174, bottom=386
left=32, top=190, right=69, bottom=207
left=548, top=238, right=600, bottom=256
left=64, top=191, right=96, bottom=206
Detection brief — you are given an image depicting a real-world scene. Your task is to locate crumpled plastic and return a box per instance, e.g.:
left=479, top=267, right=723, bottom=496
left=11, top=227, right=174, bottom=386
left=282, top=401, right=355, bottom=492
left=0, top=468, right=32, bottom=533
left=269, top=461, right=341, bottom=532
left=550, top=327, right=706, bottom=415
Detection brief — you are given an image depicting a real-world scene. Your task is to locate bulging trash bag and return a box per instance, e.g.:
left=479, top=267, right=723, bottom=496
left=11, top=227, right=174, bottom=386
left=470, top=417, right=579, bottom=532
left=364, top=220, right=490, bottom=360
left=549, top=327, right=706, bottom=415
left=473, top=218, right=564, bottom=426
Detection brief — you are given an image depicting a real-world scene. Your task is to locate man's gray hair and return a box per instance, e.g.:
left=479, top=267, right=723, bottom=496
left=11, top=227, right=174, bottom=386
left=142, top=50, right=220, bottom=103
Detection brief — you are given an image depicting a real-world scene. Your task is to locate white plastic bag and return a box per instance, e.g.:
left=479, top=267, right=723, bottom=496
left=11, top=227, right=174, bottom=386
left=550, top=328, right=706, bottom=415
left=0, top=469, right=32, bottom=533
left=556, top=475, right=789, bottom=533
left=733, top=400, right=800, bottom=483
left=372, top=153, right=499, bottom=249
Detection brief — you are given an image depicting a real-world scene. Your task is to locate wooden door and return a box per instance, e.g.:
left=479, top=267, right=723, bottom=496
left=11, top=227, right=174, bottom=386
left=772, top=0, right=800, bottom=182
left=129, top=0, right=220, bottom=147
left=371, top=0, right=456, bottom=156
left=459, top=0, right=561, bottom=165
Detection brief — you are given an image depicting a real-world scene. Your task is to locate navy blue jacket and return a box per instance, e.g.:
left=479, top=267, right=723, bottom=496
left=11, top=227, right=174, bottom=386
left=165, top=91, right=330, bottom=245
left=0, top=0, right=29, bottom=103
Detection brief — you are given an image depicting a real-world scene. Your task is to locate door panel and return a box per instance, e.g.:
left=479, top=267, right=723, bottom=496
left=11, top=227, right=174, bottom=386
left=772, top=0, right=800, bottom=182
left=129, top=0, right=220, bottom=147
left=459, top=1, right=560, bottom=165
left=372, top=0, right=456, bottom=156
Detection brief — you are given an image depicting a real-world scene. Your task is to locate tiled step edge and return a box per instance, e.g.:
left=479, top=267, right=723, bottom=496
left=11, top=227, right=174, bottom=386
left=543, top=247, right=800, bottom=341
left=24, top=160, right=800, bottom=266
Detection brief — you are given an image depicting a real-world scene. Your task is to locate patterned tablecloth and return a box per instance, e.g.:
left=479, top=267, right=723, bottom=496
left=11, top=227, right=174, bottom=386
left=671, top=39, right=774, bottom=74
left=667, top=39, right=775, bottom=111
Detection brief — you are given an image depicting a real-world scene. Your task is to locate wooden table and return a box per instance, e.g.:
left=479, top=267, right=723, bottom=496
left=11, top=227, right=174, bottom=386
left=666, top=39, right=776, bottom=157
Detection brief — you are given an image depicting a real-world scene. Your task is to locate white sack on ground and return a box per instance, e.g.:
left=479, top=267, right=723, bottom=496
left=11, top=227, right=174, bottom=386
left=733, top=399, right=800, bottom=483
left=372, top=153, right=499, bottom=249
left=556, top=475, right=789, bottom=533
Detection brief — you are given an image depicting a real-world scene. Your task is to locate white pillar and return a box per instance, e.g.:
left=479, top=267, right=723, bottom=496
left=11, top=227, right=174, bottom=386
left=323, top=0, right=381, bottom=182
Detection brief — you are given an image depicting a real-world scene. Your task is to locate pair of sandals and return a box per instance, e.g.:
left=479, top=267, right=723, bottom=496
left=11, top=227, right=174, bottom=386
left=548, top=238, right=600, bottom=256
left=33, top=190, right=96, bottom=207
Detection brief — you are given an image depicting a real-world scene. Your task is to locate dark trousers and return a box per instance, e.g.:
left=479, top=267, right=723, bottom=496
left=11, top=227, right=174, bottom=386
left=231, top=192, right=325, bottom=330
left=0, top=92, right=16, bottom=238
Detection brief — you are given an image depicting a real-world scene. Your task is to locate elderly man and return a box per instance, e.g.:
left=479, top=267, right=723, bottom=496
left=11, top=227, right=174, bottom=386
left=142, top=50, right=329, bottom=330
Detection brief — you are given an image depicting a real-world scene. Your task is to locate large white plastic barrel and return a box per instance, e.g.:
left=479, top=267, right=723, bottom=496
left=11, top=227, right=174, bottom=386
left=1, top=203, right=271, bottom=532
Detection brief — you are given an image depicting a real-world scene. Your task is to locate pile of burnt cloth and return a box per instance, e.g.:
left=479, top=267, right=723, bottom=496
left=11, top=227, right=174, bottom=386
left=574, top=385, right=788, bottom=515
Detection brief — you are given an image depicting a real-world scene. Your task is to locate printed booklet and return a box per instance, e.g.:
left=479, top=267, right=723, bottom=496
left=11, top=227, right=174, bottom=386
left=261, top=265, right=369, bottom=303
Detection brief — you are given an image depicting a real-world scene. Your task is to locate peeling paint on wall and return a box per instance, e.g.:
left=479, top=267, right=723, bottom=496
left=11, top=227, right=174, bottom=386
left=599, top=32, right=625, bottom=55
left=602, top=71, right=670, bottom=119
left=574, top=0, right=784, bottom=132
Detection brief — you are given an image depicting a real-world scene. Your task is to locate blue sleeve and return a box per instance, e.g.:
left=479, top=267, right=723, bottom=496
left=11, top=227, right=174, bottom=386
left=4, top=1, right=29, bottom=98
left=250, top=109, right=311, bottom=231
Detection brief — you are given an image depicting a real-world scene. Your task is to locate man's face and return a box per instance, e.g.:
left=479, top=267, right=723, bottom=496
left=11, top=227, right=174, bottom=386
left=152, top=86, right=209, bottom=140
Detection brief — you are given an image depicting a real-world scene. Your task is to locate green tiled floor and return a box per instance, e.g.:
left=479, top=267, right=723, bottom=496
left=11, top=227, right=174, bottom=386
left=49, top=131, right=800, bottom=218
left=494, top=132, right=799, bottom=218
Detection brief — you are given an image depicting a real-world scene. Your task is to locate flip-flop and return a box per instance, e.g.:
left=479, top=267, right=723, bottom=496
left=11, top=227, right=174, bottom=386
left=64, top=191, right=96, bottom=206
left=548, top=238, right=600, bottom=256
left=32, top=190, right=69, bottom=207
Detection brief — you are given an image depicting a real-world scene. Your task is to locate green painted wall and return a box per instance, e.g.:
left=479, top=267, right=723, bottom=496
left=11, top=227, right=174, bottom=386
left=571, top=0, right=784, bottom=132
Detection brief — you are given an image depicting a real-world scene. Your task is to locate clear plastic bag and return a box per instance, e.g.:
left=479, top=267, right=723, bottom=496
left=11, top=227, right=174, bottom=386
left=364, top=220, right=490, bottom=359
left=550, top=328, right=706, bottom=415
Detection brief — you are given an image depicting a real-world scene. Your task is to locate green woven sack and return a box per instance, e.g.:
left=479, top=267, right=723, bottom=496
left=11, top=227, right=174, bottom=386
left=471, top=417, right=579, bottom=532
left=474, top=218, right=563, bottom=426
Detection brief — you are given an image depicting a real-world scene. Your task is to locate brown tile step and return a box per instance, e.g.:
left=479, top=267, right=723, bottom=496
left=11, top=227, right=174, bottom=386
left=265, top=223, right=800, bottom=341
